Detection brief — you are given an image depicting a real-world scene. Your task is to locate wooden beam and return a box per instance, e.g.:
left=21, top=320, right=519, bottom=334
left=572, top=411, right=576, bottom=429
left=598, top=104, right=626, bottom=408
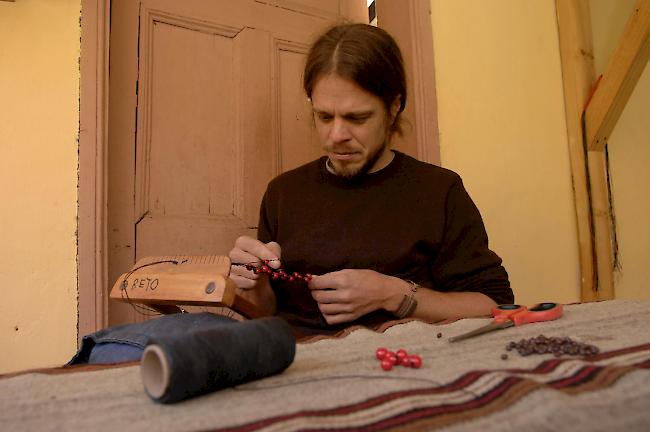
left=79, top=0, right=111, bottom=343
left=556, top=0, right=614, bottom=301
left=585, top=0, right=650, bottom=151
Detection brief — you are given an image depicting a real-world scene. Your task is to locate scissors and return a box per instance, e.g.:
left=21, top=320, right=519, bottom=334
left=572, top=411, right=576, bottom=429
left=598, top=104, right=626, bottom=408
left=448, top=302, right=563, bottom=343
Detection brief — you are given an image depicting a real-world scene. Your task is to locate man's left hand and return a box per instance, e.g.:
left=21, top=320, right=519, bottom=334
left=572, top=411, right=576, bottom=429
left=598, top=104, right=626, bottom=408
left=308, top=269, right=404, bottom=325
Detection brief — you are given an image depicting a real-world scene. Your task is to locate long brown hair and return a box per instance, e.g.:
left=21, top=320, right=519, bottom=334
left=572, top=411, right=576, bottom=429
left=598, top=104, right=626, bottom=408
left=303, top=24, right=407, bottom=135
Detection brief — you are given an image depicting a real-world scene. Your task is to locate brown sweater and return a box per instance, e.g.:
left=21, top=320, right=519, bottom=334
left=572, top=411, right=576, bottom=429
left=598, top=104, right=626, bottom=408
left=258, top=151, right=513, bottom=333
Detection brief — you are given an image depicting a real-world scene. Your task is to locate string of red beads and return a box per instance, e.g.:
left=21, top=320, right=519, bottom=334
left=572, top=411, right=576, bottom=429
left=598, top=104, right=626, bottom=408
left=234, top=259, right=313, bottom=283
left=375, top=347, right=422, bottom=371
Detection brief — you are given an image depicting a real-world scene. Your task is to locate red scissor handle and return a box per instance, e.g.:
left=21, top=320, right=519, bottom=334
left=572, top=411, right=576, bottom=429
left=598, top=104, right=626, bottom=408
left=492, top=302, right=563, bottom=326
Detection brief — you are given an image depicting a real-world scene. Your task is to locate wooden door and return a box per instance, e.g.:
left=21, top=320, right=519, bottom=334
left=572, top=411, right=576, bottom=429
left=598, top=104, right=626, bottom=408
left=107, top=0, right=367, bottom=326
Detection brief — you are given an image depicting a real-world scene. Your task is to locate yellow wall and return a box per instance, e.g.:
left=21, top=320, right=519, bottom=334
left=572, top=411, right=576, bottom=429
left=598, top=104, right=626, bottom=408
left=0, top=0, right=80, bottom=373
left=430, top=0, right=581, bottom=305
left=590, top=0, right=650, bottom=300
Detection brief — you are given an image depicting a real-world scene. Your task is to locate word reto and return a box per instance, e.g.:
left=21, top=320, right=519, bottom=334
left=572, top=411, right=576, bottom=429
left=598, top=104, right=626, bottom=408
left=122, top=277, right=159, bottom=291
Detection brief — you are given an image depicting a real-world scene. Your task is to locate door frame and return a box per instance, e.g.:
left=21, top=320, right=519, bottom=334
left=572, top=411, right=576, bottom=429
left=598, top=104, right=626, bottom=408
left=79, top=0, right=110, bottom=342
left=78, top=0, right=440, bottom=340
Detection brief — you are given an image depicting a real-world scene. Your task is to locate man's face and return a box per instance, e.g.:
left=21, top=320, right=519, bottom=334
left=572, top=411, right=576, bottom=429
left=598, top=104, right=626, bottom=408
left=311, top=74, right=396, bottom=179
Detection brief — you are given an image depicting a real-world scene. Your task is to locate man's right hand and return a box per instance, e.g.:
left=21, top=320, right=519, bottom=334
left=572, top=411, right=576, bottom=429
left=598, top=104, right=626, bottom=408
left=228, top=236, right=282, bottom=290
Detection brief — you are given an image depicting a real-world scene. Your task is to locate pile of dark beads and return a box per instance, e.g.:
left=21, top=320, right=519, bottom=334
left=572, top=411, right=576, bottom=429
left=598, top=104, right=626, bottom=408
left=241, top=260, right=312, bottom=283
left=506, top=335, right=600, bottom=358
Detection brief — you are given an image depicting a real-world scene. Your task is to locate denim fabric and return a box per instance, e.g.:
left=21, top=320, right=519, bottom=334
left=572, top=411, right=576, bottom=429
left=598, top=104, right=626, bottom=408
left=69, top=312, right=237, bottom=365
left=87, top=342, right=144, bottom=364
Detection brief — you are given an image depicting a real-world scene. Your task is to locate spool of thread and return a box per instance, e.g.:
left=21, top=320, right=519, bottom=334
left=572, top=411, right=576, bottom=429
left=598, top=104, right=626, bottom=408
left=141, top=317, right=296, bottom=404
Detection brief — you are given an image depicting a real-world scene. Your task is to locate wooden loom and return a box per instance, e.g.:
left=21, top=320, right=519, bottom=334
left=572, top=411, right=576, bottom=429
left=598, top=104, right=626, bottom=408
left=109, top=255, right=263, bottom=318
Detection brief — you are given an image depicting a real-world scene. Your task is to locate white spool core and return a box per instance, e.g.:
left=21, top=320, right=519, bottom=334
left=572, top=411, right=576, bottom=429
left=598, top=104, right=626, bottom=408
left=141, top=344, right=170, bottom=399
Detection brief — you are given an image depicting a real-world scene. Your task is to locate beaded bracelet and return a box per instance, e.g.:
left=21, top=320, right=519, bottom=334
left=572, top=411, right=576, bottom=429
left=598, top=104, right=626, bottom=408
left=395, top=280, right=419, bottom=318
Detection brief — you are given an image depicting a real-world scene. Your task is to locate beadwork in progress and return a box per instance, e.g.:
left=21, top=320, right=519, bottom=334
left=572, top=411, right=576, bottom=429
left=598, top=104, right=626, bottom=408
left=232, top=259, right=313, bottom=283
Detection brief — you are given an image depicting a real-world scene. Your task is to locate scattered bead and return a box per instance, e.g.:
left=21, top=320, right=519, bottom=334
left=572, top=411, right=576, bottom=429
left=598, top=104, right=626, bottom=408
left=505, top=335, right=600, bottom=358
left=501, top=353, right=508, bottom=360
left=409, top=355, right=422, bottom=368
left=376, top=348, right=423, bottom=371
left=437, top=333, right=442, bottom=339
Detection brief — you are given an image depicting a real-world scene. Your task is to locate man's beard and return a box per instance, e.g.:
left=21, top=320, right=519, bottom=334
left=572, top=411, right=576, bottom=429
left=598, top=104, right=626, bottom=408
left=330, top=141, right=387, bottom=180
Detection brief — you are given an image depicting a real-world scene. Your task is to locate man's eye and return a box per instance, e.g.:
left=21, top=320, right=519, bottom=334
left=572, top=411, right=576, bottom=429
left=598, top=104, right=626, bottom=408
left=317, top=114, right=333, bottom=122
left=349, top=117, right=368, bottom=124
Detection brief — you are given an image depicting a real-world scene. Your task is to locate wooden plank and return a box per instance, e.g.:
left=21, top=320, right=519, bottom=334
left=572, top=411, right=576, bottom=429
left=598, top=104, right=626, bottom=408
left=586, top=151, right=615, bottom=299
left=555, top=0, right=597, bottom=301
left=109, top=255, right=234, bottom=304
left=79, top=0, right=110, bottom=342
left=585, top=0, right=650, bottom=151
left=557, top=0, right=615, bottom=300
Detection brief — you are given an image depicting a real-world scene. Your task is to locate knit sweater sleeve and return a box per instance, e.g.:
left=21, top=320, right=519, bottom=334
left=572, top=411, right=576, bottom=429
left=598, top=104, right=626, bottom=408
left=430, top=177, right=514, bottom=305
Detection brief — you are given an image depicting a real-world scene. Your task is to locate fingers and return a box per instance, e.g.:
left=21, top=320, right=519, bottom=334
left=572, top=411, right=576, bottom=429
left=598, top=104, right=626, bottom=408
left=264, top=242, right=282, bottom=269
left=228, top=236, right=282, bottom=290
left=318, top=302, right=354, bottom=315
left=230, top=236, right=281, bottom=265
left=310, top=278, right=357, bottom=324
left=321, top=312, right=357, bottom=326
left=307, top=272, right=344, bottom=290
left=310, top=287, right=346, bottom=304
left=229, top=274, right=257, bottom=290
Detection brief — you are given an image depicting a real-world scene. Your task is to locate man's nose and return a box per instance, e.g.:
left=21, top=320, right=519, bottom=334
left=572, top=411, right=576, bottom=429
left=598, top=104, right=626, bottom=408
left=329, top=118, right=351, bottom=143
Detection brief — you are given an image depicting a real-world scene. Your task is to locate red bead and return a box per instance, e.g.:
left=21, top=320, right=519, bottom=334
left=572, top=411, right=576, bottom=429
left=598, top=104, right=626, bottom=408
left=400, top=356, right=411, bottom=367
left=253, top=267, right=261, bottom=274
left=271, top=272, right=280, bottom=280
left=261, top=265, right=270, bottom=273
left=375, top=347, right=388, bottom=360
left=387, top=354, right=398, bottom=365
left=380, top=360, right=393, bottom=371
left=288, top=276, right=295, bottom=282
left=396, top=349, right=408, bottom=360
left=263, top=259, right=270, bottom=265
left=305, top=273, right=312, bottom=281
left=409, top=355, right=422, bottom=368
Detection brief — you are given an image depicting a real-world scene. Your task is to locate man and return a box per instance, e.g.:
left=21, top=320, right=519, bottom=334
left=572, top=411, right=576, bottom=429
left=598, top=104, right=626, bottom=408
left=229, top=23, right=513, bottom=336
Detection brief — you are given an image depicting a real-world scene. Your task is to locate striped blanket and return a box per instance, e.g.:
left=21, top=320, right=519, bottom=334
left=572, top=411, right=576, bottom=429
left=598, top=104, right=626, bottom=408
left=2, top=300, right=650, bottom=431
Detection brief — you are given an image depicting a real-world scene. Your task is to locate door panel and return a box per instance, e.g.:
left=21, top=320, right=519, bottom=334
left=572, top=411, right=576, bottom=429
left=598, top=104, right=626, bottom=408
left=108, top=0, right=366, bottom=326
left=278, top=46, right=323, bottom=172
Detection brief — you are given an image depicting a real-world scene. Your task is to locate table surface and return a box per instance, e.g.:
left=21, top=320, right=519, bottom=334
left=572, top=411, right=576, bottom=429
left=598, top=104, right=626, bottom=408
left=2, top=299, right=650, bottom=431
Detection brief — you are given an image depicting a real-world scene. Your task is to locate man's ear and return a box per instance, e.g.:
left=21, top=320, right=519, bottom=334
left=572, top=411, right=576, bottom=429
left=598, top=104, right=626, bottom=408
left=390, top=95, right=402, bottom=121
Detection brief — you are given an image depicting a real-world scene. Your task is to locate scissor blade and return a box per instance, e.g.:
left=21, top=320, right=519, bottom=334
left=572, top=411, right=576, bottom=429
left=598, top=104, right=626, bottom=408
left=448, top=320, right=514, bottom=343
